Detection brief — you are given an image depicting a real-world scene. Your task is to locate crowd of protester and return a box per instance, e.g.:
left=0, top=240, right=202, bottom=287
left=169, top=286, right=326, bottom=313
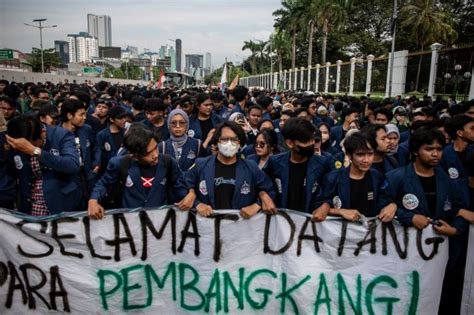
left=0, top=78, right=473, bottom=314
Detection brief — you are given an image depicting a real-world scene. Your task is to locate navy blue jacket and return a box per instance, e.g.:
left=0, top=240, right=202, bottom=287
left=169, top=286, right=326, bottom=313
left=371, top=155, right=399, bottom=175
left=264, top=152, right=332, bottom=213
left=330, top=124, right=346, bottom=150
left=0, top=131, right=16, bottom=204
left=91, top=154, right=183, bottom=208
left=178, top=155, right=276, bottom=209
left=93, top=127, right=124, bottom=175
left=384, top=164, right=467, bottom=233
left=158, top=137, right=202, bottom=171
left=214, top=107, right=231, bottom=120
left=230, top=102, right=244, bottom=114
left=142, top=120, right=170, bottom=142
left=74, top=124, right=97, bottom=192
left=440, top=144, right=473, bottom=208
left=322, top=167, right=392, bottom=217
left=12, top=125, right=82, bottom=214
left=188, top=113, right=223, bottom=140
left=395, top=140, right=410, bottom=166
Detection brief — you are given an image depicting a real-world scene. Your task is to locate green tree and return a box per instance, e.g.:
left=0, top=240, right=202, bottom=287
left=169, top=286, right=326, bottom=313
left=27, top=48, right=60, bottom=72
left=241, top=40, right=259, bottom=74
left=399, top=0, right=457, bottom=91
left=314, top=0, right=351, bottom=64
left=269, top=32, right=291, bottom=73
left=273, top=0, right=306, bottom=69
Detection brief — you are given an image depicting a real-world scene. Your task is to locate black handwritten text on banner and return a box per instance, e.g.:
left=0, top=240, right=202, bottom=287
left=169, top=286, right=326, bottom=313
left=0, top=208, right=450, bottom=314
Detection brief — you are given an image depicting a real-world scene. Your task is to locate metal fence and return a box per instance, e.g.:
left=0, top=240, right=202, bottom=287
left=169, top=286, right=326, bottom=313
left=240, top=43, right=474, bottom=100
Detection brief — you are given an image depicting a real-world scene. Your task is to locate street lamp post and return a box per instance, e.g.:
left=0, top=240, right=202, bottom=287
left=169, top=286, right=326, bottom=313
left=24, top=19, right=57, bottom=73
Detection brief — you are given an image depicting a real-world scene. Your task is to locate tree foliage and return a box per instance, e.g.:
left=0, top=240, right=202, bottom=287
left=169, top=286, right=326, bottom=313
left=241, top=0, right=469, bottom=76
left=28, top=48, right=60, bottom=72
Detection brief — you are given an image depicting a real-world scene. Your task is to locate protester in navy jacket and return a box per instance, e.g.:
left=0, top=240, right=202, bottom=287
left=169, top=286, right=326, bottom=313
left=264, top=118, right=331, bottom=220
left=179, top=121, right=276, bottom=219
left=360, top=124, right=399, bottom=175
left=384, top=127, right=467, bottom=233
left=60, top=98, right=97, bottom=196
left=188, top=93, right=223, bottom=141
left=323, top=132, right=396, bottom=220
left=330, top=106, right=359, bottom=150
left=159, top=109, right=203, bottom=171
left=6, top=115, right=81, bottom=215
left=384, top=127, right=469, bottom=315
left=441, top=115, right=474, bottom=208
left=88, top=124, right=188, bottom=219
left=93, top=106, right=127, bottom=176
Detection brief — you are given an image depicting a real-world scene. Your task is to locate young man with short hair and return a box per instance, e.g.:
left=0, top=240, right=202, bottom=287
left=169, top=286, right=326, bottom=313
left=374, top=107, right=393, bottom=125
left=264, top=117, right=332, bottom=221
left=360, top=124, right=398, bottom=175
left=61, top=98, right=97, bottom=195
left=93, top=106, right=128, bottom=176
left=438, top=115, right=474, bottom=315
left=323, top=132, right=396, bottom=221
left=6, top=115, right=81, bottom=215
left=384, top=126, right=470, bottom=315
left=143, top=97, right=169, bottom=142
left=230, top=85, right=249, bottom=114
left=0, top=96, right=16, bottom=123
left=88, top=124, right=185, bottom=219
left=331, top=106, right=359, bottom=150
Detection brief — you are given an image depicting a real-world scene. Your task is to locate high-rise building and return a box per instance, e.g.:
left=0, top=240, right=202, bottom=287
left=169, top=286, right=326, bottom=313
left=87, top=14, right=112, bottom=47
left=159, top=45, right=176, bottom=71
left=54, top=40, right=69, bottom=65
left=185, top=54, right=204, bottom=72
left=67, top=32, right=98, bottom=63
left=175, top=39, right=182, bottom=72
left=205, top=52, right=211, bottom=71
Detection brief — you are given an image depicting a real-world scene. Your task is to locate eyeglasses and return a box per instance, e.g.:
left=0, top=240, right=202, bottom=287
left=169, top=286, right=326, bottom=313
left=218, top=137, right=239, bottom=144
left=170, top=120, right=187, bottom=127
left=255, top=141, right=267, bottom=148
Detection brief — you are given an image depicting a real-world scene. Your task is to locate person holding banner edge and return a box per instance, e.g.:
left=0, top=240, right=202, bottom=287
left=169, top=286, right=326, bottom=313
left=264, top=117, right=332, bottom=221
left=178, top=121, right=277, bottom=219
left=323, top=132, right=397, bottom=221
left=88, top=124, right=193, bottom=219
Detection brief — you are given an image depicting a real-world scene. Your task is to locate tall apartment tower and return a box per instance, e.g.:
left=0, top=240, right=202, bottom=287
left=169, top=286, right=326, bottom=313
left=205, top=52, right=211, bottom=70
left=67, top=32, right=98, bottom=63
left=175, top=39, right=182, bottom=72
left=87, top=14, right=112, bottom=47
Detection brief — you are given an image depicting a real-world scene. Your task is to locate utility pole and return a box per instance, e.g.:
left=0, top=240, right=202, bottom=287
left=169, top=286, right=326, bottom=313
left=24, top=19, right=57, bottom=73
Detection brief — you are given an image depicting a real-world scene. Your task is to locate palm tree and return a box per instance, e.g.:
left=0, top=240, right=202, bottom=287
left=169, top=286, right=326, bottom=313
left=269, top=32, right=291, bottom=73
left=314, top=0, right=351, bottom=64
left=273, top=0, right=305, bottom=69
left=400, top=0, right=457, bottom=92
left=241, top=40, right=259, bottom=74
left=254, top=40, right=269, bottom=73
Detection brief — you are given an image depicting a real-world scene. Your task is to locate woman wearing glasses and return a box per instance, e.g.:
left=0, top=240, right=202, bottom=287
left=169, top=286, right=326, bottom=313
left=247, top=129, right=280, bottom=169
left=158, top=109, right=202, bottom=171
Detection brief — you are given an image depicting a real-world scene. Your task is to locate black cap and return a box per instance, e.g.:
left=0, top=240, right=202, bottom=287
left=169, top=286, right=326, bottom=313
left=38, top=104, right=59, bottom=118
left=108, top=106, right=128, bottom=119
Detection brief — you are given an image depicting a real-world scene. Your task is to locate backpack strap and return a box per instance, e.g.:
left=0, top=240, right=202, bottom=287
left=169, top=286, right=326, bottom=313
left=119, top=155, right=132, bottom=185
left=196, top=139, right=202, bottom=157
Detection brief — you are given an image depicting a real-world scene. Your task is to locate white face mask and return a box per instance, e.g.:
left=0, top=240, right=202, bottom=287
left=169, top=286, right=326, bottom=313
left=218, top=141, right=240, bottom=158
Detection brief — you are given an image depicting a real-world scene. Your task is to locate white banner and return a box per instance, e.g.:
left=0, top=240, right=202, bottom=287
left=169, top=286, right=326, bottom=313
left=0, top=208, right=452, bottom=314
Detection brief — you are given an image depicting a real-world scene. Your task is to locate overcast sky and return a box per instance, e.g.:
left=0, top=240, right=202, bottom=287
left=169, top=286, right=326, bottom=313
left=1, top=0, right=280, bottom=69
